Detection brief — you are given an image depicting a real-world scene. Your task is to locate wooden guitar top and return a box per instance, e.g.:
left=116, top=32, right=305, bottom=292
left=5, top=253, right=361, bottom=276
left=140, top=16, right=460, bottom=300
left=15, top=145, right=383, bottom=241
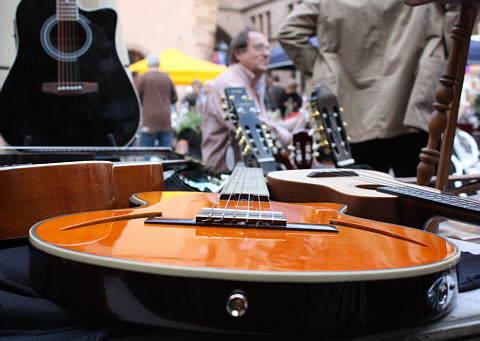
left=30, top=191, right=459, bottom=282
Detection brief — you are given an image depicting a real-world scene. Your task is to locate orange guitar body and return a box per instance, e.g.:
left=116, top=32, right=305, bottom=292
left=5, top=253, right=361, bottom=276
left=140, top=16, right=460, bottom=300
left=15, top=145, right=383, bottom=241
left=30, top=187, right=459, bottom=335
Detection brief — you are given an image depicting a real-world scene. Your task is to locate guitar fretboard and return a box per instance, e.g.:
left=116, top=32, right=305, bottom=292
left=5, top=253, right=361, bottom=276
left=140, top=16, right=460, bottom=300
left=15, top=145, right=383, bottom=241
left=57, top=0, right=79, bottom=21
left=220, top=167, right=269, bottom=201
left=377, top=186, right=480, bottom=214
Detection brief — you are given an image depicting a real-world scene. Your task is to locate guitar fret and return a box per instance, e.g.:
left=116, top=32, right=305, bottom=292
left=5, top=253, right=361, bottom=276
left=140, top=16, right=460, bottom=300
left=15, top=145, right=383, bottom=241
left=57, top=0, right=79, bottom=20
left=220, top=167, right=269, bottom=200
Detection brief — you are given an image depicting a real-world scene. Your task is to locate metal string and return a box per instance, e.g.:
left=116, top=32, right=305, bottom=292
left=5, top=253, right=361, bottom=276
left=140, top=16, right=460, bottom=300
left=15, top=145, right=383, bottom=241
left=327, top=169, right=480, bottom=205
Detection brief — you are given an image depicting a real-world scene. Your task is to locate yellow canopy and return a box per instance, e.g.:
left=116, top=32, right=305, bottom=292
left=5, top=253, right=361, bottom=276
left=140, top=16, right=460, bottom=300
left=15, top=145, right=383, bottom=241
left=129, top=48, right=227, bottom=85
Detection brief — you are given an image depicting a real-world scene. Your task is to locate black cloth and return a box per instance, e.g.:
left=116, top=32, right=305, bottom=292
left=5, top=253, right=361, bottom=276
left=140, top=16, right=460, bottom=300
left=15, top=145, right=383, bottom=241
left=0, top=241, right=118, bottom=340
left=458, top=251, right=480, bottom=292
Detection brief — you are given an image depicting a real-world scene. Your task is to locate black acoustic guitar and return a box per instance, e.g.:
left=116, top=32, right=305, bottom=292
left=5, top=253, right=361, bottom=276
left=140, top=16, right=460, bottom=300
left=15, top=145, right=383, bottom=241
left=0, top=0, right=140, bottom=146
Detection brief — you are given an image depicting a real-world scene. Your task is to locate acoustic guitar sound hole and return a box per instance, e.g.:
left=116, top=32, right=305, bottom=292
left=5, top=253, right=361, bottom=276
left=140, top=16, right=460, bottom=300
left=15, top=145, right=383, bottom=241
left=50, top=21, right=87, bottom=53
left=40, top=15, right=93, bottom=62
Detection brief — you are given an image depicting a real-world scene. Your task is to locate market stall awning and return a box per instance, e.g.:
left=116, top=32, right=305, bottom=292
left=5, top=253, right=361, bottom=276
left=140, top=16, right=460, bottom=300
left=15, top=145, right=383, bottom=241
left=129, top=48, right=227, bottom=85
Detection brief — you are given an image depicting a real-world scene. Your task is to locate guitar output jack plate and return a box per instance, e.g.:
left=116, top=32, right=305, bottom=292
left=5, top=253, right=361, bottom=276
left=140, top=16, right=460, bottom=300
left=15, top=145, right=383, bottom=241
left=226, top=291, right=248, bottom=317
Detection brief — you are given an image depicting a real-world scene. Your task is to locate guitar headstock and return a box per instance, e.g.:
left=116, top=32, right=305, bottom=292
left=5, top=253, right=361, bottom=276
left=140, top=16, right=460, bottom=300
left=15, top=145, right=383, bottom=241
left=223, top=87, right=276, bottom=175
left=288, top=129, right=314, bottom=169
left=309, top=85, right=355, bottom=167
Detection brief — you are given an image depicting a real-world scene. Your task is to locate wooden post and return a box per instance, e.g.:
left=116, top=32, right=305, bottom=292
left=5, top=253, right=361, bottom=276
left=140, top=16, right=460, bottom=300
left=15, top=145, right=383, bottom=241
left=410, top=0, right=477, bottom=188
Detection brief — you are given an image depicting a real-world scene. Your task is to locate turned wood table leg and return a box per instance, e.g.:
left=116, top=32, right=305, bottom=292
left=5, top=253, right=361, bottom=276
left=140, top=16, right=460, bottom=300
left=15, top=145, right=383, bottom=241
left=416, top=0, right=476, bottom=187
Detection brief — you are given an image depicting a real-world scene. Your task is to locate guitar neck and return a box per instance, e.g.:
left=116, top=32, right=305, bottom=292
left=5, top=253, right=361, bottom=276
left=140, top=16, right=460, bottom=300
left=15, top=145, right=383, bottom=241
left=220, top=167, right=269, bottom=201
left=57, top=0, right=79, bottom=21
left=224, top=87, right=277, bottom=175
left=377, top=186, right=480, bottom=215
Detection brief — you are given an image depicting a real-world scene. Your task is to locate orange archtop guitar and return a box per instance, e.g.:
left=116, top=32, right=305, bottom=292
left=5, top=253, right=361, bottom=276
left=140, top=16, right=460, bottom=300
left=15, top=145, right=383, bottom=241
left=29, top=167, right=459, bottom=335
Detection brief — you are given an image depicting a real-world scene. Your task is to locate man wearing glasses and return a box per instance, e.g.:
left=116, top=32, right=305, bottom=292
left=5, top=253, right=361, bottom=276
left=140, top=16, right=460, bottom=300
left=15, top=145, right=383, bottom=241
left=201, top=28, right=294, bottom=173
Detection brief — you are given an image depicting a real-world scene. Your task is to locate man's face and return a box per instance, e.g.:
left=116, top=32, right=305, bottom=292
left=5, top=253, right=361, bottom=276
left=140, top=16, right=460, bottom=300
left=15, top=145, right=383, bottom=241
left=236, top=31, right=270, bottom=77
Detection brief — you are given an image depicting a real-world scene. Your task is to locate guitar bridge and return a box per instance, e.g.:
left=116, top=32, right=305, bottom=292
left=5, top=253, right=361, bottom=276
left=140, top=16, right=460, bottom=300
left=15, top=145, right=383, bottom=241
left=145, top=215, right=338, bottom=233
left=195, top=208, right=287, bottom=227
left=41, top=82, right=99, bottom=95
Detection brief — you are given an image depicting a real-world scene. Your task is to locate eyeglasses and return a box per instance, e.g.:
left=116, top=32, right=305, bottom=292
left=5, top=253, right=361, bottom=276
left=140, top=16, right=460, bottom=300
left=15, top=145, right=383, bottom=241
left=250, top=43, right=270, bottom=53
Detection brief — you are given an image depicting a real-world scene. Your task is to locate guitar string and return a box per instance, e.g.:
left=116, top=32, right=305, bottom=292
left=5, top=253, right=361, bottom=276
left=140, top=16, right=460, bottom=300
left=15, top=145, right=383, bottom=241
left=72, top=1, right=79, bottom=87
left=67, top=10, right=71, bottom=88
left=326, top=169, right=480, bottom=206
left=58, top=0, right=64, bottom=90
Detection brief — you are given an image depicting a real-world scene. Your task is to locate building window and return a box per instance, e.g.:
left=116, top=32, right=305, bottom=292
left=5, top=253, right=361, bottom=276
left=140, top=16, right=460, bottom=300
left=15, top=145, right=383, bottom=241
left=266, top=11, right=271, bottom=38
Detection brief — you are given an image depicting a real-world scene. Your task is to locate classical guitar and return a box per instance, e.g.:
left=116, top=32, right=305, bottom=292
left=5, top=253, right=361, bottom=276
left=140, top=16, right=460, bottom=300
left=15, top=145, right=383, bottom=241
left=0, top=0, right=140, bottom=146
left=289, top=129, right=314, bottom=169
left=267, top=168, right=480, bottom=229
left=29, top=166, right=459, bottom=335
left=224, top=87, right=277, bottom=174
left=309, top=84, right=355, bottom=167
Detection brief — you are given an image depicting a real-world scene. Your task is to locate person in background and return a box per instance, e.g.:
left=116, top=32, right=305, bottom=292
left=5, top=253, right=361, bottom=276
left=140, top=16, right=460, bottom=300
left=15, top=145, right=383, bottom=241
left=279, top=80, right=302, bottom=119
left=201, top=28, right=295, bottom=173
left=268, top=74, right=286, bottom=112
left=182, top=79, right=204, bottom=113
left=278, top=0, right=458, bottom=177
left=136, top=53, right=178, bottom=147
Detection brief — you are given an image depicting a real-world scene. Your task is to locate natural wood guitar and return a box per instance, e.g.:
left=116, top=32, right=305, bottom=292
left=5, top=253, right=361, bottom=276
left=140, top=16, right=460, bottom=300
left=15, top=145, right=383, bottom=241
left=267, top=168, right=480, bottom=229
left=29, top=166, right=459, bottom=335
left=0, top=161, right=164, bottom=240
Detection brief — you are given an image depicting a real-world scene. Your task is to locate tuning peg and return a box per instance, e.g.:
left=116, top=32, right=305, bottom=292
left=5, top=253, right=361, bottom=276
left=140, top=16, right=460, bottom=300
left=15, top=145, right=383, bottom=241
left=220, top=96, right=226, bottom=103
left=316, top=126, right=325, bottom=132
left=243, top=146, right=251, bottom=154
left=262, top=124, right=268, bottom=131
left=222, top=104, right=229, bottom=112
left=340, top=107, right=344, bottom=112
left=239, top=136, right=247, bottom=145
left=265, top=133, right=271, bottom=139
left=343, top=121, right=348, bottom=126
left=229, top=95, right=235, bottom=101
left=241, top=95, right=247, bottom=100
left=268, top=142, right=274, bottom=148
left=310, top=110, right=320, bottom=118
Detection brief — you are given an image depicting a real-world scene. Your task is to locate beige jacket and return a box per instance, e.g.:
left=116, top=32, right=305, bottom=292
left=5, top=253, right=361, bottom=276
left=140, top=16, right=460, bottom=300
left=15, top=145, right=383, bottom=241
left=278, top=0, right=457, bottom=143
